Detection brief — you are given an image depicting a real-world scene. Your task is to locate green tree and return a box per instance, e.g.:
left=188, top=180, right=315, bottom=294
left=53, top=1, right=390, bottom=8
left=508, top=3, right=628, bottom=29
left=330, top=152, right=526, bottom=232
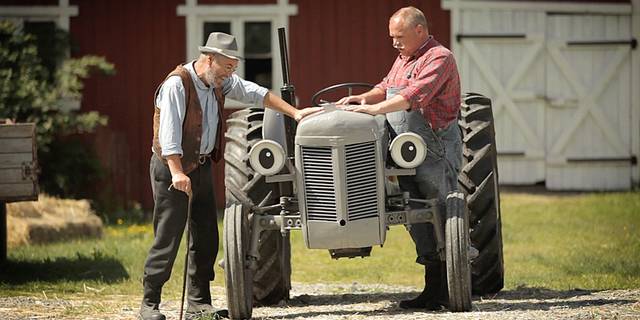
left=0, top=20, right=115, bottom=198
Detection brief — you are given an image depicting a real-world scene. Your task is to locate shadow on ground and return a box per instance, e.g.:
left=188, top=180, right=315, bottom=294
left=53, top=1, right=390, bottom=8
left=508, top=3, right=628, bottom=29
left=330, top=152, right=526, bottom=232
left=0, top=253, right=129, bottom=284
left=256, top=286, right=637, bottom=319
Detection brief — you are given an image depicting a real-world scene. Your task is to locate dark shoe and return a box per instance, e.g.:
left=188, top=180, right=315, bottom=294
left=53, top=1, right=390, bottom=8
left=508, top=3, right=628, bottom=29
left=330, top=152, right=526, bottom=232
left=185, top=304, right=229, bottom=320
left=399, top=261, right=448, bottom=311
left=400, top=290, right=447, bottom=310
left=188, top=279, right=212, bottom=306
left=139, top=305, right=166, bottom=320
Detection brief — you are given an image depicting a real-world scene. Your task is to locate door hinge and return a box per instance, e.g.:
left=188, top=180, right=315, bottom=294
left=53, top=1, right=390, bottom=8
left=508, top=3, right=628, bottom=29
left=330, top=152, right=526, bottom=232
left=566, top=38, right=637, bottom=49
left=21, top=162, right=39, bottom=181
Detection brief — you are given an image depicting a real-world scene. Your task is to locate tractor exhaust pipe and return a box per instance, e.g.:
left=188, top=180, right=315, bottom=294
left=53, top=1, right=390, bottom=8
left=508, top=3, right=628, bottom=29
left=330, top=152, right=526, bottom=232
left=278, top=27, right=296, bottom=158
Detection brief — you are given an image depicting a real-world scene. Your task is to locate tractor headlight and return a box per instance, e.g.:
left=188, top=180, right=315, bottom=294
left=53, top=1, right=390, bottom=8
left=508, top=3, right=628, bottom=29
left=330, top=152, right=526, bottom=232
left=249, top=140, right=286, bottom=176
left=389, top=133, right=427, bottom=169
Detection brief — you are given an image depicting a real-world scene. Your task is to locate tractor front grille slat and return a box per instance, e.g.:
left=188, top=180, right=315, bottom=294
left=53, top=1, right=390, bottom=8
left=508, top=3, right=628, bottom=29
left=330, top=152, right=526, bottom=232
left=345, top=142, right=379, bottom=221
left=302, top=146, right=337, bottom=222
left=301, top=142, right=380, bottom=223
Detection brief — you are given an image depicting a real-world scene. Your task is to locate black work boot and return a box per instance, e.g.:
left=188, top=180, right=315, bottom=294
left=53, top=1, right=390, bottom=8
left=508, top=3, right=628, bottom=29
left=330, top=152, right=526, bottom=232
left=187, top=278, right=212, bottom=307
left=399, top=261, right=448, bottom=311
left=185, top=279, right=230, bottom=319
left=139, top=305, right=166, bottom=320
left=185, top=303, right=229, bottom=320
left=140, top=281, right=166, bottom=320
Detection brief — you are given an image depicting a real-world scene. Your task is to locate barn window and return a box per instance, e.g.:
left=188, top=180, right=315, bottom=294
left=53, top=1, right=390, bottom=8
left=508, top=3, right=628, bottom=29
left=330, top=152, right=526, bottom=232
left=203, top=22, right=231, bottom=43
left=23, top=21, right=70, bottom=81
left=178, top=0, right=298, bottom=107
left=0, top=1, right=79, bottom=109
left=0, top=1, right=78, bottom=31
left=200, top=21, right=272, bottom=89
left=243, top=21, right=272, bottom=89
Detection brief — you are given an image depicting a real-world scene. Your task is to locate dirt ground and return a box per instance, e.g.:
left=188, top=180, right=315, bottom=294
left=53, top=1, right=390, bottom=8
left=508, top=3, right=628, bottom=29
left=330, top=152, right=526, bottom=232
left=1, top=283, right=639, bottom=320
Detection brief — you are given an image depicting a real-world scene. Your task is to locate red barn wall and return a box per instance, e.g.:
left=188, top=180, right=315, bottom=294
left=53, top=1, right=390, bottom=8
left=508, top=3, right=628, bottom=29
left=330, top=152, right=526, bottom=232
left=1, top=0, right=630, bottom=212
left=70, top=0, right=454, bottom=211
left=289, top=0, right=451, bottom=107
left=68, top=0, right=186, bottom=210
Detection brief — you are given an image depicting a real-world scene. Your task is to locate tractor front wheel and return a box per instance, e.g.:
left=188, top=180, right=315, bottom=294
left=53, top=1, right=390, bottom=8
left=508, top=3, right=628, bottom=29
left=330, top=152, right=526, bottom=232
left=444, top=192, right=473, bottom=312
left=223, top=203, right=253, bottom=320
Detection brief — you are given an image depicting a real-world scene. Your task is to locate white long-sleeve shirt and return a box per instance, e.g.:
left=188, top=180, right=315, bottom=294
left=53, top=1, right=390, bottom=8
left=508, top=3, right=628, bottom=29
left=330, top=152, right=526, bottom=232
left=155, top=61, right=268, bottom=157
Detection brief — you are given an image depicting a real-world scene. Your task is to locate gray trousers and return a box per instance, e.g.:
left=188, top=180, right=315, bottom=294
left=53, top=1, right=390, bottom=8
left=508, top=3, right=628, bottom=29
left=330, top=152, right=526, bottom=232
left=390, top=111, right=462, bottom=264
left=142, top=155, right=218, bottom=308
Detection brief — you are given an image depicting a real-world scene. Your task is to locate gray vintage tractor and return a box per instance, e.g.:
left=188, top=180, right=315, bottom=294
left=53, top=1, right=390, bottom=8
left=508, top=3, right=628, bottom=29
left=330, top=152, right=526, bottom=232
left=221, top=29, right=503, bottom=319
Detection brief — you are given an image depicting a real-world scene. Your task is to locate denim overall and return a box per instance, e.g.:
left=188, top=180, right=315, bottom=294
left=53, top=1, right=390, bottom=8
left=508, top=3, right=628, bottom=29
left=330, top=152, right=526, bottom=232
left=386, top=86, right=462, bottom=264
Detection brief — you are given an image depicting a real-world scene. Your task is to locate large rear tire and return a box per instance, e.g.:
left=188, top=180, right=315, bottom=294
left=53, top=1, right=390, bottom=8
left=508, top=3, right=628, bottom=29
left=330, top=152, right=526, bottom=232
left=224, top=108, right=292, bottom=305
left=457, top=93, right=505, bottom=295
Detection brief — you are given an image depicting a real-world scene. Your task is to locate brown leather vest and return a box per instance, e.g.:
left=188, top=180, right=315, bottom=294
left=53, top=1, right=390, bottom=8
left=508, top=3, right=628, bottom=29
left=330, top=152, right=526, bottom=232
left=152, top=64, right=225, bottom=175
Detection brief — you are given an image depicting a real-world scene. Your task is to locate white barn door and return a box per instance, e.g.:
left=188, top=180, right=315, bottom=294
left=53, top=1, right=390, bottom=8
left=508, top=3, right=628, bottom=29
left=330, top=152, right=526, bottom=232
left=545, top=14, right=633, bottom=190
left=445, top=1, right=636, bottom=190
left=456, top=9, right=547, bottom=185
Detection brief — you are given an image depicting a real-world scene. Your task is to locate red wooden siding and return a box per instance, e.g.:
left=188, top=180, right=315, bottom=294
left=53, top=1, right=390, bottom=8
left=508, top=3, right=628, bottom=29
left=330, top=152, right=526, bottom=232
left=2, top=0, right=630, bottom=211
left=69, top=0, right=186, bottom=210
left=289, top=0, right=451, bottom=107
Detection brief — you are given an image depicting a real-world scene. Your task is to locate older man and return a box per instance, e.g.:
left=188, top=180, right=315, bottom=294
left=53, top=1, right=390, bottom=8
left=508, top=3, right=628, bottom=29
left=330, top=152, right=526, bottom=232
left=338, top=7, right=462, bottom=311
left=140, top=32, right=318, bottom=320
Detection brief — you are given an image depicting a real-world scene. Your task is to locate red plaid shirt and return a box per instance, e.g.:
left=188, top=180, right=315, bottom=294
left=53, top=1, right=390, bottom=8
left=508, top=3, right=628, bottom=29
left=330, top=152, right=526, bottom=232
left=376, top=36, right=461, bottom=130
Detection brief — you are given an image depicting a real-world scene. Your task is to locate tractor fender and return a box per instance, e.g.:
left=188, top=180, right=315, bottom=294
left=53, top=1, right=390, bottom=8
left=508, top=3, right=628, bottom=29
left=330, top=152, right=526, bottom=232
left=262, top=108, right=288, bottom=154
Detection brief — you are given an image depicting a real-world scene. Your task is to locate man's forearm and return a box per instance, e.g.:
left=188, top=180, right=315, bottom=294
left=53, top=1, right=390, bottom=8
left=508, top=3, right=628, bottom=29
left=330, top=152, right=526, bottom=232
left=371, top=94, right=410, bottom=114
left=361, top=87, right=386, bottom=104
left=263, top=91, right=297, bottom=118
left=165, top=154, right=184, bottom=176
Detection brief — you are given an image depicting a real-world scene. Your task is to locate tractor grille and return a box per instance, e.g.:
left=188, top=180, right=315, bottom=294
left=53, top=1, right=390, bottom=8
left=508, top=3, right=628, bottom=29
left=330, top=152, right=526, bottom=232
left=345, top=142, right=379, bottom=221
left=301, top=146, right=336, bottom=222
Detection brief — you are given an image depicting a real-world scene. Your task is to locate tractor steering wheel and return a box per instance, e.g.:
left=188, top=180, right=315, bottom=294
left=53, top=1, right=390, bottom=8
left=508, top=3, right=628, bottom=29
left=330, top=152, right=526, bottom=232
left=311, top=82, right=374, bottom=107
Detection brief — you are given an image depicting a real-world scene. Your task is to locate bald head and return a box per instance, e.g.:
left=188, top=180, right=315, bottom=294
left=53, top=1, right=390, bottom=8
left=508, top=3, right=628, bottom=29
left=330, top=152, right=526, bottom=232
left=390, top=6, right=428, bottom=32
left=388, top=6, right=429, bottom=57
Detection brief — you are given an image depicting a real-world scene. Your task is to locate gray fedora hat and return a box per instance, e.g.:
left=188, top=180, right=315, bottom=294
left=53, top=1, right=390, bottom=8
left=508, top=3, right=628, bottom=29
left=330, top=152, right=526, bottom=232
left=199, top=32, right=243, bottom=60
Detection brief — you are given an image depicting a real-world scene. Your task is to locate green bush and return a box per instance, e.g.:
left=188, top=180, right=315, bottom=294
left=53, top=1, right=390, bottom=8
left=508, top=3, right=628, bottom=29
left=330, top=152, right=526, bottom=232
left=0, top=21, right=115, bottom=204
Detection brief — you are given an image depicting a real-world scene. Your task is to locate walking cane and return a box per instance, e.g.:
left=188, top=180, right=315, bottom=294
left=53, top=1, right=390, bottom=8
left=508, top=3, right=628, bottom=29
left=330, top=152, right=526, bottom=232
left=179, top=189, right=193, bottom=320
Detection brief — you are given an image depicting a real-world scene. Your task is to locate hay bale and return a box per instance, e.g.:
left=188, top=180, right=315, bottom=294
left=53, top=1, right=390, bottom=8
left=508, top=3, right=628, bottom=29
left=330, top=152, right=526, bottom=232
left=6, top=195, right=103, bottom=247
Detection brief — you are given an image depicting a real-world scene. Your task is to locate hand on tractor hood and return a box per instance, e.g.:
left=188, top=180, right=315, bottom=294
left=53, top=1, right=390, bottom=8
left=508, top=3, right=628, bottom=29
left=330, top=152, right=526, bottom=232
left=337, top=104, right=382, bottom=115
left=295, top=106, right=323, bottom=122
left=338, top=94, right=410, bottom=115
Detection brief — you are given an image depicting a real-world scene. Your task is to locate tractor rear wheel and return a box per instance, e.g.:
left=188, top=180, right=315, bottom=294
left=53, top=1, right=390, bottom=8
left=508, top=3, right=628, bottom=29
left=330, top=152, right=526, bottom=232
left=457, top=93, right=505, bottom=295
left=224, top=108, right=292, bottom=305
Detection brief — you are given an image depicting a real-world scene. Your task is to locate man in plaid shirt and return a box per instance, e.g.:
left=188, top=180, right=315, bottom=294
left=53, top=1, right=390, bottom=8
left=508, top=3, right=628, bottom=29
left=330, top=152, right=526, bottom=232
left=338, top=6, right=462, bottom=311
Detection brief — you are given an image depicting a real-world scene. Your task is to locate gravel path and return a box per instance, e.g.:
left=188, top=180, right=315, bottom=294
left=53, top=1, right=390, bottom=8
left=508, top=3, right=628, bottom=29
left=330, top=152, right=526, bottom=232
left=1, top=283, right=639, bottom=319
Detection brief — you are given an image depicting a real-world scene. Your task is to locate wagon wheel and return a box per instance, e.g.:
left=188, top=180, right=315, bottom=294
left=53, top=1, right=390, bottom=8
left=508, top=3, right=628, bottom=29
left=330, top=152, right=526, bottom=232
left=223, top=203, right=253, bottom=319
left=444, top=192, right=473, bottom=312
left=311, top=82, right=374, bottom=107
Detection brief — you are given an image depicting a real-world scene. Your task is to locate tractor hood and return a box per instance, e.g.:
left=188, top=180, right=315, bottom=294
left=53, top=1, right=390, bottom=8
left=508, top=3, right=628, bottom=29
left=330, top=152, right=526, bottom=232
left=295, top=105, right=386, bottom=146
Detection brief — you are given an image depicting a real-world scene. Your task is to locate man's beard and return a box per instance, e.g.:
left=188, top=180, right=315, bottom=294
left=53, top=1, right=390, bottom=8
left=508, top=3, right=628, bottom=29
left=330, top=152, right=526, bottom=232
left=205, top=68, right=218, bottom=87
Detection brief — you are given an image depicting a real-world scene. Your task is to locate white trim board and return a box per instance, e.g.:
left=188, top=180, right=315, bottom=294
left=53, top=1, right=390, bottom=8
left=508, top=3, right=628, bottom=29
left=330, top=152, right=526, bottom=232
left=0, top=0, right=78, bottom=30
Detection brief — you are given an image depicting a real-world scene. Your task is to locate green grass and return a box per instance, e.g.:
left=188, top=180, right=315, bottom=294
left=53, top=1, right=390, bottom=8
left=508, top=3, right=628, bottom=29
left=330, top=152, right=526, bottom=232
left=1, top=191, right=639, bottom=299
left=502, top=192, right=640, bottom=290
